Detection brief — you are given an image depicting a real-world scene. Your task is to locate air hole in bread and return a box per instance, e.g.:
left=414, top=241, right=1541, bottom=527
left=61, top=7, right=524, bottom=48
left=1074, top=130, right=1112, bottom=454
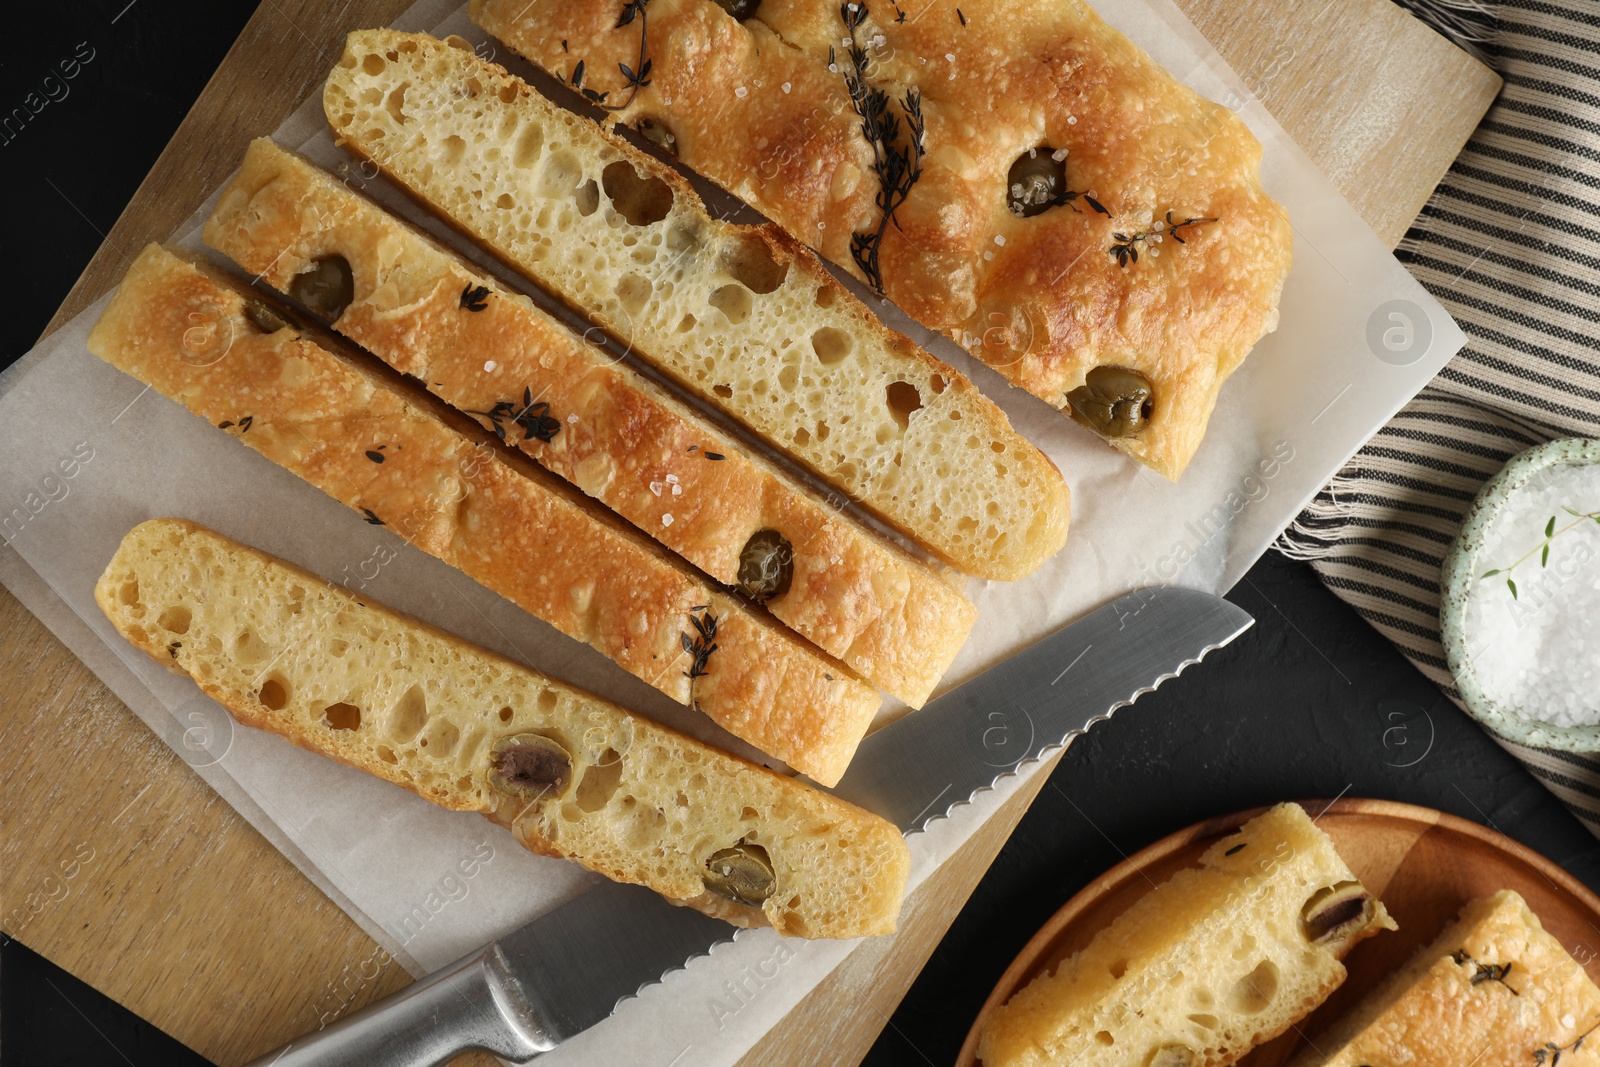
left=885, top=381, right=923, bottom=431
left=814, top=285, right=839, bottom=309
left=676, top=314, right=697, bottom=333
left=1188, top=1014, right=1219, bottom=1031
left=157, top=605, right=192, bottom=635
left=423, top=717, right=460, bottom=756
left=537, top=689, right=558, bottom=713
left=708, top=283, right=753, bottom=325
left=384, top=83, right=409, bottom=125
left=616, top=273, right=653, bottom=317
left=438, top=135, right=466, bottom=166
left=720, top=234, right=788, bottom=294
left=810, top=326, right=852, bottom=365
left=794, top=427, right=811, bottom=446
left=1109, top=958, right=1129, bottom=980
left=930, top=374, right=948, bottom=395
left=498, top=705, right=514, bottom=722
left=496, top=192, right=515, bottom=210
left=1228, top=959, right=1278, bottom=1014
left=376, top=745, right=398, bottom=764
left=323, top=702, right=362, bottom=731
left=118, top=579, right=141, bottom=607
left=362, top=52, right=386, bottom=76
left=513, top=123, right=544, bottom=168
left=713, top=384, right=733, bottom=399
left=258, top=675, right=290, bottom=711
left=539, top=150, right=585, bottom=198
left=327, top=637, right=349, bottom=657
left=389, top=683, right=428, bottom=743
left=1095, top=1031, right=1115, bottom=1046
left=574, top=179, right=599, bottom=216
left=600, top=160, right=673, bottom=226
left=234, top=627, right=272, bottom=666
left=576, top=749, right=624, bottom=812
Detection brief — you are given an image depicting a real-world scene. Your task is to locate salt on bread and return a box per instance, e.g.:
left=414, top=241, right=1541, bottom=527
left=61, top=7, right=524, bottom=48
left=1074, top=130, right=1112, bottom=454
left=470, top=0, right=1293, bottom=481
left=322, top=29, right=1069, bottom=582
left=202, top=137, right=977, bottom=708
left=86, top=243, right=879, bottom=786
left=978, top=803, right=1395, bottom=1067
left=1287, top=889, right=1600, bottom=1067
left=94, top=519, right=910, bottom=938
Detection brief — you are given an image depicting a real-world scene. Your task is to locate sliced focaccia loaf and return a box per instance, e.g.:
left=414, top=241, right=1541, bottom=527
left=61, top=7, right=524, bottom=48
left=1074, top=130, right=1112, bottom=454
left=96, top=519, right=910, bottom=938
left=979, top=803, right=1395, bottom=1067
left=201, top=137, right=976, bottom=708
left=1287, top=890, right=1600, bottom=1067
left=322, top=29, right=1069, bottom=582
left=471, top=0, right=1293, bottom=481
left=86, top=243, right=880, bottom=785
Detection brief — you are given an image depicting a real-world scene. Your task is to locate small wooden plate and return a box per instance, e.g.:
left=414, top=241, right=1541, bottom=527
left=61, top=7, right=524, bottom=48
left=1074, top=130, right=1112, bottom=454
left=958, top=798, right=1600, bottom=1067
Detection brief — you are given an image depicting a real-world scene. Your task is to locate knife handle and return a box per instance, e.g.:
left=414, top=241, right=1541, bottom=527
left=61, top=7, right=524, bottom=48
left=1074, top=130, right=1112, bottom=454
left=242, top=946, right=556, bottom=1066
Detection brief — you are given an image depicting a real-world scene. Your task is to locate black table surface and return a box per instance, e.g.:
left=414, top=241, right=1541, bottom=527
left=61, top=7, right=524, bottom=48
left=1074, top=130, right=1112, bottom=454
left=4, top=4, right=1599, bottom=1066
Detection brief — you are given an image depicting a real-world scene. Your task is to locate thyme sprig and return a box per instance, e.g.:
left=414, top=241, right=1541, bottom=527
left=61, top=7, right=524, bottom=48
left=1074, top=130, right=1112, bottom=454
left=460, top=284, right=491, bottom=311
left=683, top=605, right=719, bottom=680
left=568, top=0, right=652, bottom=110
left=833, top=2, right=925, bottom=294
left=1481, top=506, right=1600, bottom=600
left=1110, top=211, right=1218, bottom=267
left=468, top=387, right=561, bottom=444
left=1534, top=1018, right=1599, bottom=1067
left=1450, top=950, right=1517, bottom=992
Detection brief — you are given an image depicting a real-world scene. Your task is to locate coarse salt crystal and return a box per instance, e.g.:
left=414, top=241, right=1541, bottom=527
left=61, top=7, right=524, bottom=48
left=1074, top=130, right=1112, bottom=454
left=567, top=414, right=579, bottom=424
left=994, top=234, right=1006, bottom=246
left=665, top=473, right=679, bottom=484
left=662, top=513, right=674, bottom=527
left=649, top=481, right=664, bottom=496
left=735, top=86, right=748, bottom=98
left=1068, top=115, right=1078, bottom=125
left=483, top=360, right=497, bottom=372
left=782, top=81, right=791, bottom=93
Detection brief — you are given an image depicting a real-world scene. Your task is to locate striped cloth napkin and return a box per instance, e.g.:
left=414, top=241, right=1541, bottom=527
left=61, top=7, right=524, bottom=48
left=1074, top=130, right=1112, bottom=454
left=1278, top=0, right=1600, bottom=834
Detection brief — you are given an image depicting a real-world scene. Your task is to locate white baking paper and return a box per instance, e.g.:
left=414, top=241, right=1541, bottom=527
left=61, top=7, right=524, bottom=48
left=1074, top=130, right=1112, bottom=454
left=0, top=0, right=1466, bottom=1062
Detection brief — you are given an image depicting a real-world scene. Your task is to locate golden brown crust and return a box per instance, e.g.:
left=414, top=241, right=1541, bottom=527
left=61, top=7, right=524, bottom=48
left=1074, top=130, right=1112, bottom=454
left=200, top=137, right=975, bottom=707
left=94, top=518, right=910, bottom=937
left=85, top=243, right=880, bottom=785
left=472, top=0, right=1293, bottom=479
left=1288, top=890, right=1600, bottom=1067
left=323, top=30, right=1070, bottom=580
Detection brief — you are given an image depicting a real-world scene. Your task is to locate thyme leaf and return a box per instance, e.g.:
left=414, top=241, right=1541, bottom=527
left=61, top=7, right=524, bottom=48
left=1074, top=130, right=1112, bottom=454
left=1110, top=211, right=1217, bottom=268
left=467, top=387, right=561, bottom=444
left=683, top=605, right=720, bottom=680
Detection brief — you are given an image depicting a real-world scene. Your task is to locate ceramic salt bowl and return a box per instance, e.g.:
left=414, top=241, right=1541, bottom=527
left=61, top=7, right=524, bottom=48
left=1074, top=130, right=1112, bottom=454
left=1440, top=436, right=1600, bottom=752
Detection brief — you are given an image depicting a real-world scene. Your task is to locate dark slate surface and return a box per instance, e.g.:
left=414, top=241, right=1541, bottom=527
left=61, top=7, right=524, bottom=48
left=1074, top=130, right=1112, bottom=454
left=3, top=3, right=1597, bottom=1066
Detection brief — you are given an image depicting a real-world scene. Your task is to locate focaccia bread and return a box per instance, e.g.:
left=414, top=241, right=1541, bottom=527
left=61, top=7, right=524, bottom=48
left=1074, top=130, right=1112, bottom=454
left=86, top=243, right=880, bottom=786
left=202, top=137, right=976, bottom=708
left=323, top=29, right=1070, bottom=581
left=978, top=803, right=1394, bottom=1067
left=1287, top=889, right=1600, bottom=1067
left=471, top=0, right=1294, bottom=479
left=96, top=519, right=910, bottom=938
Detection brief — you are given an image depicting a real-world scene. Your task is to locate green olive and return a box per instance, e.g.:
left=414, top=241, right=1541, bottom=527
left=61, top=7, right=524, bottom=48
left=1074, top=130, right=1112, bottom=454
left=243, top=300, right=291, bottom=335
left=703, top=843, right=776, bottom=906
left=1007, top=147, right=1068, bottom=218
left=737, top=529, right=794, bottom=602
left=289, top=255, right=355, bottom=321
left=635, top=117, right=679, bottom=158
left=1300, top=880, right=1375, bottom=946
left=488, top=733, right=573, bottom=800
left=713, top=0, right=761, bottom=19
left=1067, top=366, right=1154, bottom=439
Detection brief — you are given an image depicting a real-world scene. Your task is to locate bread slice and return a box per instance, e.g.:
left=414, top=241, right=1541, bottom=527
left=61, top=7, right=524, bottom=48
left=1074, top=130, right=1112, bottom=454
left=322, top=29, right=1069, bottom=582
left=201, top=137, right=976, bottom=708
left=978, top=803, right=1396, bottom=1067
left=1286, top=889, right=1600, bottom=1067
left=95, top=518, right=909, bottom=937
left=471, top=0, right=1293, bottom=481
left=86, top=243, right=881, bottom=785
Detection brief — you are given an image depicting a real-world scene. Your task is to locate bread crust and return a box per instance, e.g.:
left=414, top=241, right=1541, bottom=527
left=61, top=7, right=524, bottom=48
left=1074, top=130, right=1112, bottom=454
left=86, top=243, right=880, bottom=785
left=472, top=0, right=1293, bottom=480
left=201, top=137, right=976, bottom=707
left=323, top=29, right=1069, bottom=581
left=94, top=518, right=910, bottom=938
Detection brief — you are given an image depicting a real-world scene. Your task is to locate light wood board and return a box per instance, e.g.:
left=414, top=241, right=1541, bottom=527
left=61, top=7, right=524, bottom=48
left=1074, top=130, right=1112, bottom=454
left=3, top=2, right=1498, bottom=1064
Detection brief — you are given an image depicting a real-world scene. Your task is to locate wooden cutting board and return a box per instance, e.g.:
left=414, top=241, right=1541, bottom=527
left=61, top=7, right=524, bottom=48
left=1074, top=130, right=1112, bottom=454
left=1, top=3, right=1498, bottom=1065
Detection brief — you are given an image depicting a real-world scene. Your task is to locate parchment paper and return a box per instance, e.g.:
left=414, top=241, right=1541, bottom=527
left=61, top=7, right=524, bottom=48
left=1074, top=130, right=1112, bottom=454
left=0, top=0, right=1466, bottom=1061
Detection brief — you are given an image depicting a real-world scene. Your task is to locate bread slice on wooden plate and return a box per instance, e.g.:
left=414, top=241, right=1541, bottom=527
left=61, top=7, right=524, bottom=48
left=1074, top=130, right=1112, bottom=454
left=1287, top=888, right=1600, bottom=1067
left=95, top=518, right=910, bottom=937
left=202, top=137, right=976, bottom=708
left=471, top=0, right=1293, bottom=481
left=322, top=29, right=1069, bottom=582
left=86, top=243, right=880, bottom=786
left=979, top=803, right=1395, bottom=1067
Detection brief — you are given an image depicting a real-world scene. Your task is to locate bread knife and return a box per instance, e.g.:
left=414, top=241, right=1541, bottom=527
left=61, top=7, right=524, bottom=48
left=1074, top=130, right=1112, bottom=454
left=243, top=586, right=1251, bottom=1066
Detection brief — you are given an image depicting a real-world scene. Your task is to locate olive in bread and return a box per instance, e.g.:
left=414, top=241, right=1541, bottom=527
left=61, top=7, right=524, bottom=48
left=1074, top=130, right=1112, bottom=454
left=86, top=243, right=879, bottom=786
left=978, top=803, right=1395, bottom=1067
left=471, top=0, right=1293, bottom=481
left=322, top=29, right=1070, bottom=582
left=95, top=519, right=910, bottom=938
left=202, top=137, right=977, bottom=708
left=1286, top=889, right=1600, bottom=1067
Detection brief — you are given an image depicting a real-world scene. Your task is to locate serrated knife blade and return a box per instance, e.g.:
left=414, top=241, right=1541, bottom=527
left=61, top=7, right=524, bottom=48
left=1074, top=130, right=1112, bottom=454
left=245, top=587, right=1251, bottom=1065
